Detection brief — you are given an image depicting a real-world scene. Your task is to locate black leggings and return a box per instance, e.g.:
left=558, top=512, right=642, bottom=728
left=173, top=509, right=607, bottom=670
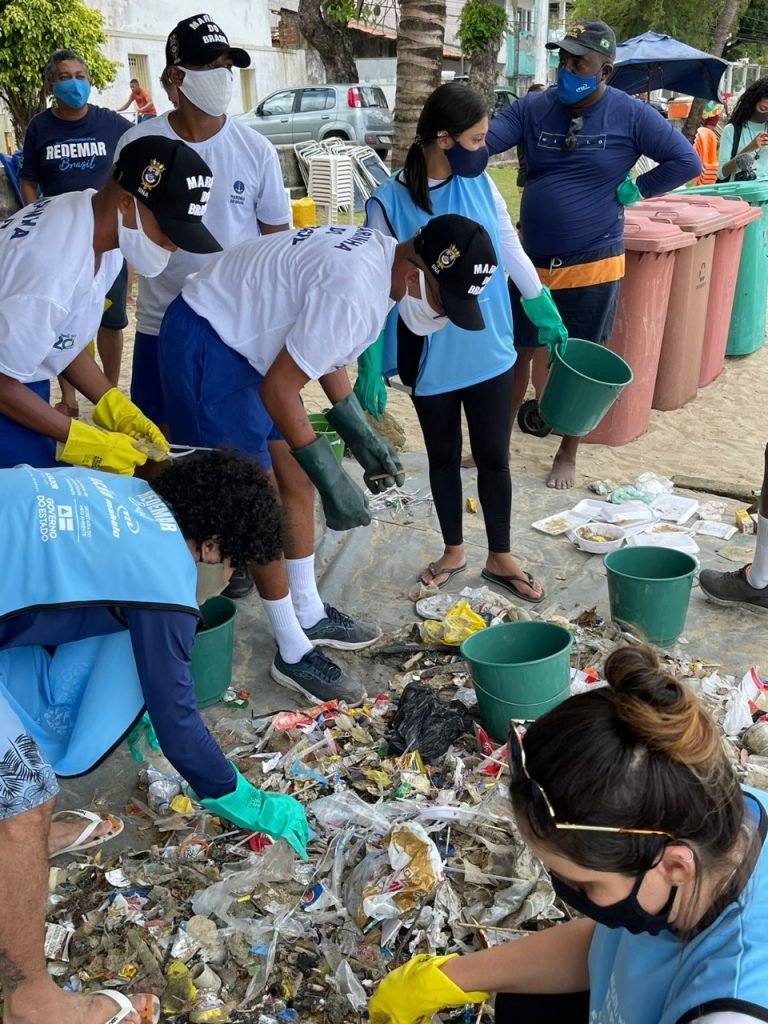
left=494, top=991, right=590, bottom=1023
left=411, top=366, right=515, bottom=553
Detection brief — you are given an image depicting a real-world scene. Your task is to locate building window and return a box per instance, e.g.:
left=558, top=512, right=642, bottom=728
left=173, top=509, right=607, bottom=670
left=127, top=53, right=151, bottom=89
left=240, top=68, right=256, bottom=111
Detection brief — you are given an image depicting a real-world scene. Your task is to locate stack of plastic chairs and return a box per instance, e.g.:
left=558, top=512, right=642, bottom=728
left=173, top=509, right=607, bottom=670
left=307, top=153, right=355, bottom=225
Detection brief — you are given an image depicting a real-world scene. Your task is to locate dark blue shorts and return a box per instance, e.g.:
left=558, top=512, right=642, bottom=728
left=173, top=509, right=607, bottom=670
left=101, top=261, right=128, bottom=331
left=0, top=380, right=57, bottom=469
left=157, top=296, right=282, bottom=471
left=131, top=331, right=166, bottom=424
left=511, top=243, right=624, bottom=348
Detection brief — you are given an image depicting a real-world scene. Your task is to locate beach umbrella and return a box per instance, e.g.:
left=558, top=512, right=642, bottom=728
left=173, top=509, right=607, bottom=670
left=608, top=31, right=728, bottom=101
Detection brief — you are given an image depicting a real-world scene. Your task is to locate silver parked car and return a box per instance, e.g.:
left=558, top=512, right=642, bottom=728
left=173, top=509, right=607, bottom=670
left=237, top=83, right=393, bottom=157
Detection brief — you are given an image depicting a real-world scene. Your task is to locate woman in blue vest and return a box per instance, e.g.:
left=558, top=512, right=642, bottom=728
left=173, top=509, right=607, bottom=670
left=362, top=83, right=566, bottom=600
left=371, top=644, right=768, bottom=1024
left=0, top=452, right=308, bottom=1024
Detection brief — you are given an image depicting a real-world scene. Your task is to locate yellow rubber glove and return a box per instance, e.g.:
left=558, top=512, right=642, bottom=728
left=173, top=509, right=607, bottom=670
left=92, top=388, right=169, bottom=458
left=368, top=954, right=489, bottom=1024
left=57, top=420, right=148, bottom=475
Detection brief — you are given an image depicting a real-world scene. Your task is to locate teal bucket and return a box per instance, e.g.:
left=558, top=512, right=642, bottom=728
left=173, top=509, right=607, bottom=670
left=190, top=596, right=237, bottom=708
left=539, top=339, right=634, bottom=436
left=308, top=412, right=344, bottom=464
left=460, top=622, right=573, bottom=740
left=604, top=546, right=697, bottom=648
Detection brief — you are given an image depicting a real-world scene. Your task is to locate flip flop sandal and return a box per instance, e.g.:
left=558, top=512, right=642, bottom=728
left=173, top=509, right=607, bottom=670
left=50, top=808, right=124, bottom=858
left=481, top=568, right=545, bottom=603
left=420, top=562, right=467, bottom=590
left=93, top=990, right=160, bottom=1024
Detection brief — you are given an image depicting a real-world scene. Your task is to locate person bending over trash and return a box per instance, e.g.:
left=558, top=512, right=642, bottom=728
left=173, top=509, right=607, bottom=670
left=370, top=644, right=768, bottom=1024
left=157, top=213, right=497, bottom=708
left=0, top=452, right=308, bottom=1024
left=0, top=134, right=219, bottom=473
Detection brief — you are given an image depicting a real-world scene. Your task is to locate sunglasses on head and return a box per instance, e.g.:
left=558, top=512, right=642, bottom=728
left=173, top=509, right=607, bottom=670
left=508, top=727, right=675, bottom=839
left=563, top=115, right=584, bottom=152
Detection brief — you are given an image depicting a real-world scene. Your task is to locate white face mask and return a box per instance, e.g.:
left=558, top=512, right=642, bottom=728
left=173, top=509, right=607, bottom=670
left=195, top=561, right=230, bottom=605
left=178, top=66, right=234, bottom=117
left=117, top=199, right=171, bottom=278
left=399, top=269, right=450, bottom=335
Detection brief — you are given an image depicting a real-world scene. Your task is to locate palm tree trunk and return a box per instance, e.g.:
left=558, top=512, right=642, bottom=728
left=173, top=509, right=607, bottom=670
left=467, top=36, right=505, bottom=115
left=392, top=0, right=447, bottom=168
left=681, top=0, right=742, bottom=142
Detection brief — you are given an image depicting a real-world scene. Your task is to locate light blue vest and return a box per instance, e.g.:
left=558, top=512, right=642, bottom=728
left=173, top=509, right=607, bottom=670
left=588, top=788, right=768, bottom=1023
left=0, top=465, right=198, bottom=774
left=367, top=172, right=515, bottom=396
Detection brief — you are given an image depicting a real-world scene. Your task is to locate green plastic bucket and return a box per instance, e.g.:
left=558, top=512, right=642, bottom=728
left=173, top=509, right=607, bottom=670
left=461, top=622, right=573, bottom=740
left=308, top=412, right=344, bottom=464
left=190, top=596, right=237, bottom=708
left=539, top=339, right=634, bottom=436
left=604, top=546, right=697, bottom=648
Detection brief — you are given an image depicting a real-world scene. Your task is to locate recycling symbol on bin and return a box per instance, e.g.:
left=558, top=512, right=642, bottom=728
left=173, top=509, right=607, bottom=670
left=698, top=262, right=707, bottom=284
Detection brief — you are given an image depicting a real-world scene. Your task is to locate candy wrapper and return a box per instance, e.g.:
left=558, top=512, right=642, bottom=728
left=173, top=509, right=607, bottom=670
left=361, top=822, right=444, bottom=923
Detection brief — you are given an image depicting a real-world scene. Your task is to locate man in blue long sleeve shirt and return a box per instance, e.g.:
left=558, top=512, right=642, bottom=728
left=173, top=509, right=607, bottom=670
left=487, top=20, right=700, bottom=488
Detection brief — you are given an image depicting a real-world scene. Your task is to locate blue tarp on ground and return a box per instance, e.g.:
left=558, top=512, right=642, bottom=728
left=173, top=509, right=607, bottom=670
left=609, top=31, right=728, bottom=102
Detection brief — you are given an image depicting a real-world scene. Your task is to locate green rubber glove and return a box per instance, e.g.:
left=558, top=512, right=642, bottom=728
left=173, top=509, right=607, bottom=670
left=616, top=177, right=642, bottom=206
left=200, top=765, right=309, bottom=860
left=369, top=954, right=489, bottom=1024
left=126, top=712, right=160, bottom=763
left=325, top=393, right=404, bottom=494
left=292, top=434, right=371, bottom=530
left=520, top=285, right=568, bottom=358
left=354, top=333, right=387, bottom=419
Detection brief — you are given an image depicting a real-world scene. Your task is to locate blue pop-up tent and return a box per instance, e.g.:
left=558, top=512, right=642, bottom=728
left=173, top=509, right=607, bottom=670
left=608, top=31, right=728, bottom=101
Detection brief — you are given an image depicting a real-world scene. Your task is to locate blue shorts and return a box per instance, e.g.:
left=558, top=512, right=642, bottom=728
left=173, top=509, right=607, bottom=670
left=0, top=380, right=57, bottom=469
left=101, top=260, right=128, bottom=331
left=158, top=296, right=282, bottom=470
left=131, top=330, right=166, bottom=424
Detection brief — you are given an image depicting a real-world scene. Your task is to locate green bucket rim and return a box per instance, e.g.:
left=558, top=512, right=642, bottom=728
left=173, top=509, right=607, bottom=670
left=197, top=594, right=238, bottom=628
left=554, top=338, right=634, bottom=388
left=603, top=546, right=698, bottom=582
left=460, top=621, right=573, bottom=668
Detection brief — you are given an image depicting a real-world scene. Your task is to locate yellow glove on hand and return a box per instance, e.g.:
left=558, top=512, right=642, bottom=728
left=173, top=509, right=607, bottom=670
left=368, top=954, right=489, bottom=1024
left=57, top=419, right=148, bottom=475
left=93, top=388, right=169, bottom=458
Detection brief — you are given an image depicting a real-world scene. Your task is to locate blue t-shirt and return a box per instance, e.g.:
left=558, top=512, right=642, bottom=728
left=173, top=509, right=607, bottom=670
left=487, top=87, right=701, bottom=260
left=20, top=106, right=131, bottom=196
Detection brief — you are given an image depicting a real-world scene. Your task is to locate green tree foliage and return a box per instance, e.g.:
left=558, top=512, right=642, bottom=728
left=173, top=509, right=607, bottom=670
left=0, top=0, right=118, bottom=143
left=457, top=0, right=509, bottom=55
left=570, top=0, right=722, bottom=51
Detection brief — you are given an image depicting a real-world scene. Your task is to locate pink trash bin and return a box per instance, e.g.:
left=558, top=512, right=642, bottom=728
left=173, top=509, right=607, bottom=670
left=584, top=214, right=695, bottom=447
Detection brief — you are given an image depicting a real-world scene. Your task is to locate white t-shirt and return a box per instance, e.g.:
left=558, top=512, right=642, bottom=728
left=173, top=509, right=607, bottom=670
left=182, top=224, right=397, bottom=379
left=114, top=113, right=290, bottom=335
left=0, top=191, right=122, bottom=383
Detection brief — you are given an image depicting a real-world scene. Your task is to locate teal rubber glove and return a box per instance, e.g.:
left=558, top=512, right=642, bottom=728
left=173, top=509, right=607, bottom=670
left=200, top=765, right=309, bottom=860
left=617, top=177, right=642, bottom=206
left=520, top=285, right=568, bottom=358
left=325, top=393, right=404, bottom=494
left=126, top=712, right=160, bottom=763
left=292, top=434, right=371, bottom=530
left=354, top=333, right=387, bottom=419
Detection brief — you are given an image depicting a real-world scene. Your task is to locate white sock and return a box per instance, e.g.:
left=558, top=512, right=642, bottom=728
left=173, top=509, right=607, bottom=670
left=285, top=554, right=327, bottom=628
left=262, top=594, right=313, bottom=664
left=747, top=513, right=768, bottom=589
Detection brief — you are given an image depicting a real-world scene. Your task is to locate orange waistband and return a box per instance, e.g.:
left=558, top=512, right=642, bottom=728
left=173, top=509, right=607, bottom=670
left=537, top=253, right=626, bottom=290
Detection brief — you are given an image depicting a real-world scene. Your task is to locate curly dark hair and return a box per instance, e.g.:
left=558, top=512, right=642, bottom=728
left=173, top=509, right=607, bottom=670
left=729, top=76, right=768, bottom=128
left=152, top=450, right=283, bottom=566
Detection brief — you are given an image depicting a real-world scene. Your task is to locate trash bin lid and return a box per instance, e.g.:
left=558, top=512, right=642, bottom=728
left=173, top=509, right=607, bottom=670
left=642, top=193, right=760, bottom=230
left=623, top=211, right=697, bottom=252
left=682, top=181, right=768, bottom=204
left=635, top=198, right=733, bottom=236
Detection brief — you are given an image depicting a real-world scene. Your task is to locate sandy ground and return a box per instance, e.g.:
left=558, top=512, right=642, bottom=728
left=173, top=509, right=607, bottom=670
left=61, top=287, right=768, bottom=495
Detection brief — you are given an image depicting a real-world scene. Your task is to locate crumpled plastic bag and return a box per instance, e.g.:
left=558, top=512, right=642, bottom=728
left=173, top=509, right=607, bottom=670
left=419, top=600, right=486, bottom=645
left=387, top=682, right=473, bottom=763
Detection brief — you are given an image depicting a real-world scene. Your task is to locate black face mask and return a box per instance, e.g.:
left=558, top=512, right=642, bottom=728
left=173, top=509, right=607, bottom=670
left=551, top=871, right=678, bottom=935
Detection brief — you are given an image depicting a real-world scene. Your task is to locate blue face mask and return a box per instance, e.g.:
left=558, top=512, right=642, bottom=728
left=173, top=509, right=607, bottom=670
left=557, top=67, right=602, bottom=107
left=52, top=79, right=91, bottom=110
left=446, top=138, right=489, bottom=178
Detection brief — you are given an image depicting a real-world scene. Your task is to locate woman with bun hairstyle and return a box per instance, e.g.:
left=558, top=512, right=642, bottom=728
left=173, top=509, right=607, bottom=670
left=370, top=645, right=768, bottom=1024
left=359, top=83, right=567, bottom=602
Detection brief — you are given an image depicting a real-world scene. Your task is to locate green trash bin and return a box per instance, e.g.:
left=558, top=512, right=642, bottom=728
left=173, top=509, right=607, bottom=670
left=604, top=547, right=697, bottom=648
left=461, top=622, right=573, bottom=740
left=190, top=596, right=237, bottom=708
left=539, top=339, right=634, bottom=437
left=684, top=181, right=768, bottom=356
left=308, top=412, right=344, bottom=464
